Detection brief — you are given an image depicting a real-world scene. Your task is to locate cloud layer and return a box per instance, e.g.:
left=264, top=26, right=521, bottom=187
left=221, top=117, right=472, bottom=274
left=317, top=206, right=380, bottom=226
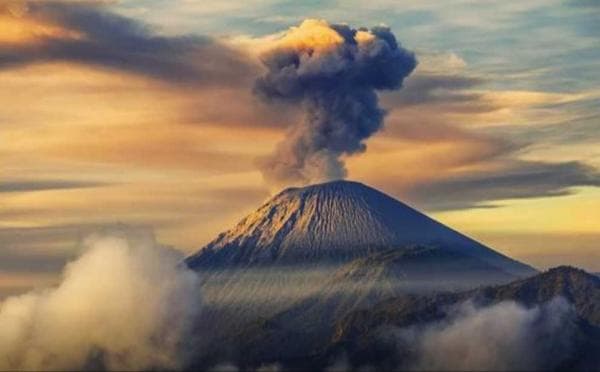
left=0, top=179, right=107, bottom=194
left=406, top=160, right=600, bottom=210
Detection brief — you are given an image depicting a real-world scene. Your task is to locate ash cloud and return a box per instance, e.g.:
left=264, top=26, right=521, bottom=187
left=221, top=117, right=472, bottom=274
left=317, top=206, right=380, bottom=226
left=0, top=229, right=202, bottom=371
left=392, top=298, right=575, bottom=371
left=254, top=19, right=416, bottom=187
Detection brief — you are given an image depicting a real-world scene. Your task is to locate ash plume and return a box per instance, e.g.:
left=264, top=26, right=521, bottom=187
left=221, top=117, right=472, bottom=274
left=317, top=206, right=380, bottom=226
left=254, top=19, right=417, bottom=187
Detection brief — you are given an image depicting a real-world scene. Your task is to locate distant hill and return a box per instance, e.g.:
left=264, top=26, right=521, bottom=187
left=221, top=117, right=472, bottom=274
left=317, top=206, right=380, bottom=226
left=335, top=266, right=600, bottom=336
left=189, top=267, right=600, bottom=370
left=329, top=266, right=600, bottom=370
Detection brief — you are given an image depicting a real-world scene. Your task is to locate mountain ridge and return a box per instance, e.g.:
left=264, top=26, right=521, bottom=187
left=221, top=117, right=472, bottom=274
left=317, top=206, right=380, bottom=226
left=330, top=265, right=600, bottom=353
left=227, top=266, right=600, bottom=370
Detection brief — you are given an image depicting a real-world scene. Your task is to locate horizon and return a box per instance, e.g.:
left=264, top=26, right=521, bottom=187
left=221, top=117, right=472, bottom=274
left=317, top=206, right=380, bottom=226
left=1, top=0, right=600, bottom=301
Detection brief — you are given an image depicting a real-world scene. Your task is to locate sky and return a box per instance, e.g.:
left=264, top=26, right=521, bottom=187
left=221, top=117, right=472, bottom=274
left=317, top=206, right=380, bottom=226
left=1, top=0, right=599, bottom=296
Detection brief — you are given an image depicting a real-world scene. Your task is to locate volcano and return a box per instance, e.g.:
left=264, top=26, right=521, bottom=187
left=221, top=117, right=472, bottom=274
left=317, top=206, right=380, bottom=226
left=183, top=181, right=600, bottom=370
left=187, top=180, right=534, bottom=278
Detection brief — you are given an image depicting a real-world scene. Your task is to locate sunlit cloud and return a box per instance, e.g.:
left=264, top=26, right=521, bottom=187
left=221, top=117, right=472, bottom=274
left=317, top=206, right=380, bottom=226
left=0, top=1, right=258, bottom=85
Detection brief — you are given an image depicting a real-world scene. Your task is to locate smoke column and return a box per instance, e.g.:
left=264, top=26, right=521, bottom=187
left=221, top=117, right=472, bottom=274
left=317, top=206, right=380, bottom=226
left=255, top=19, right=416, bottom=187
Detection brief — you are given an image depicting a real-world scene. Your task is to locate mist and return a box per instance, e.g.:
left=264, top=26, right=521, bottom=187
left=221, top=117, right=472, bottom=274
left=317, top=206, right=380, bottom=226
left=0, top=230, right=202, bottom=371
left=392, top=298, right=576, bottom=371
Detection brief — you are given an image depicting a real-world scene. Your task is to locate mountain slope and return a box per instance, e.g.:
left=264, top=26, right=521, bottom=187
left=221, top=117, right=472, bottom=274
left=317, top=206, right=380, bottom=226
left=328, top=266, right=600, bottom=370
left=332, top=245, right=516, bottom=286
left=470, top=266, right=600, bottom=325
left=187, top=180, right=534, bottom=277
left=335, top=266, right=600, bottom=338
left=230, top=246, right=516, bottom=368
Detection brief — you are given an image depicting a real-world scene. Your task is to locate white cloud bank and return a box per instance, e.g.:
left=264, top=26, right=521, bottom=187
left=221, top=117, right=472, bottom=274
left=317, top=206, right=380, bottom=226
left=397, top=298, right=575, bottom=371
left=0, top=230, right=202, bottom=371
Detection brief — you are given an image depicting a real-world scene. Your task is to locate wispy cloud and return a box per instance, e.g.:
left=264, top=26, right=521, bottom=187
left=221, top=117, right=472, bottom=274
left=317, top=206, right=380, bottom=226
left=408, top=160, right=600, bottom=210
left=0, top=179, right=107, bottom=193
left=0, top=1, right=258, bottom=86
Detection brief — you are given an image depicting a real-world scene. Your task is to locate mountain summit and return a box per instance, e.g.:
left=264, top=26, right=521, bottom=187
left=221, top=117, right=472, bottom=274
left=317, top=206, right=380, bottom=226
left=187, top=180, right=534, bottom=277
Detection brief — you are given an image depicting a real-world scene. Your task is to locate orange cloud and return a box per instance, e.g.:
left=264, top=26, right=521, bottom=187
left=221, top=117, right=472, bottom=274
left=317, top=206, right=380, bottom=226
left=0, top=3, right=83, bottom=44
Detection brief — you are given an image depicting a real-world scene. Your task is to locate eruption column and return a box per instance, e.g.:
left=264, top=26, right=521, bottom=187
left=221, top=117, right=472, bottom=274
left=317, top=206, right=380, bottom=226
left=255, top=19, right=417, bottom=187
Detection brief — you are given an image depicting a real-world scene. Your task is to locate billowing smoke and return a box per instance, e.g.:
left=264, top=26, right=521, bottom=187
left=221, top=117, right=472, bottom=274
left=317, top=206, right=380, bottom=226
left=255, top=19, right=417, bottom=187
left=0, top=230, right=202, bottom=371
left=394, top=298, right=575, bottom=371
